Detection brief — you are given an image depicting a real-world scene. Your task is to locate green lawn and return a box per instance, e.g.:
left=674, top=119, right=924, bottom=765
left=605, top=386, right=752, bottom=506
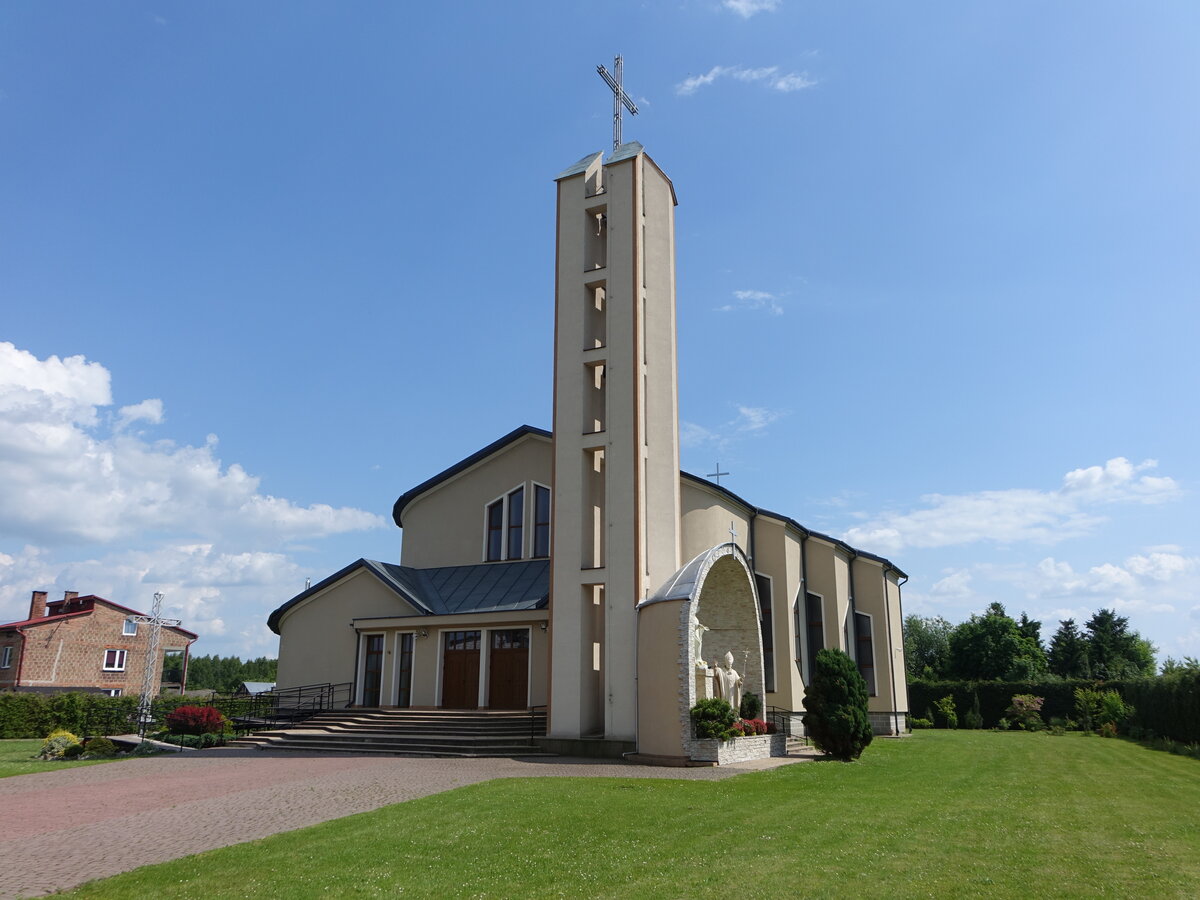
left=60, top=731, right=1199, bottom=898
left=0, top=739, right=133, bottom=778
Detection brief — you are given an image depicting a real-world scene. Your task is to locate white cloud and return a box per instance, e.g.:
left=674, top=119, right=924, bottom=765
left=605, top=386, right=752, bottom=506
left=734, top=405, right=785, bottom=432
left=1125, top=551, right=1195, bottom=581
left=677, top=65, right=816, bottom=96
left=716, top=289, right=784, bottom=315
left=843, top=457, right=1180, bottom=553
left=115, top=398, right=164, bottom=430
left=0, top=342, right=386, bottom=545
left=723, top=0, right=780, bottom=18
left=931, top=568, right=972, bottom=600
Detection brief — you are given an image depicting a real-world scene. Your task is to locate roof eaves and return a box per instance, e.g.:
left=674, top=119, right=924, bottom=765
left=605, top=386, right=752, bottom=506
left=392, top=425, right=552, bottom=529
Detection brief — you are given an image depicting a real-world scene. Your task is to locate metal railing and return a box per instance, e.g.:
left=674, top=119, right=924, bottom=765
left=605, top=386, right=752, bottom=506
left=767, top=706, right=808, bottom=743
left=529, top=704, right=548, bottom=744
left=206, top=682, right=353, bottom=733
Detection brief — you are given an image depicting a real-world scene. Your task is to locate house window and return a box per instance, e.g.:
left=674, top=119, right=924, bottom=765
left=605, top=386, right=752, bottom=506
left=123, top=618, right=138, bottom=636
left=793, top=593, right=804, bottom=677
left=507, top=486, right=525, bottom=560
left=103, top=649, right=127, bottom=672
left=486, top=499, right=504, bottom=561
left=104, top=688, right=122, bottom=697
left=855, top=612, right=876, bottom=696
left=755, top=573, right=774, bottom=693
left=533, top=485, right=551, bottom=558
left=1, top=646, right=12, bottom=669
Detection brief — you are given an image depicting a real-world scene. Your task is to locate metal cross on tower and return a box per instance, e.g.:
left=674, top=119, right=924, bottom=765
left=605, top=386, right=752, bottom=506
left=130, top=591, right=182, bottom=737
left=597, top=55, right=639, bottom=151
left=707, top=462, right=729, bottom=485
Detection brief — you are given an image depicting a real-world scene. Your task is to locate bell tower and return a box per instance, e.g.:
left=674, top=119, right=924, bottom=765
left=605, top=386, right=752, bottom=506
left=548, top=142, right=682, bottom=742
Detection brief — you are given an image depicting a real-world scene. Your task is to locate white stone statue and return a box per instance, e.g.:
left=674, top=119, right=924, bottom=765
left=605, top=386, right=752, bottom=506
left=714, top=650, right=743, bottom=711
left=690, top=614, right=710, bottom=668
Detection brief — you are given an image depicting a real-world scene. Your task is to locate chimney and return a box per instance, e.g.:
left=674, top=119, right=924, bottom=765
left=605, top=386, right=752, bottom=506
left=29, top=590, right=47, bottom=620
left=62, top=590, right=79, bottom=611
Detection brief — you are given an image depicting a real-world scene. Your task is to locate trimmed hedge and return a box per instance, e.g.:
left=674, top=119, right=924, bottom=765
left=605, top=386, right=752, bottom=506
left=0, top=692, right=180, bottom=739
left=910, top=674, right=1200, bottom=743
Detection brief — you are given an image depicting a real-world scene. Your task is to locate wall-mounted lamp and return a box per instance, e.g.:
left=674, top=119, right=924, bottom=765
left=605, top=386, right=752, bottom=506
left=539, top=622, right=548, bottom=633
left=418, top=629, right=429, bottom=639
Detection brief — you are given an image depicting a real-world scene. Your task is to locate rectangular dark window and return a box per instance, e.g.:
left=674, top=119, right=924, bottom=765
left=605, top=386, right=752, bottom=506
left=793, top=593, right=804, bottom=676
left=533, top=485, right=551, bottom=558
left=396, top=633, right=414, bottom=708
left=507, top=486, right=525, bottom=559
left=805, top=593, right=824, bottom=682
left=491, top=629, right=531, bottom=650
left=1, top=646, right=12, bottom=668
left=855, top=612, right=876, bottom=696
left=103, top=649, right=127, bottom=671
left=486, top=499, right=504, bottom=561
left=755, top=573, right=774, bottom=693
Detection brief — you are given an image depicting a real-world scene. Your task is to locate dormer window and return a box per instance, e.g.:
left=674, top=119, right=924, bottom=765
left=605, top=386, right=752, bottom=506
left=123, top=618, right=138, bottom=636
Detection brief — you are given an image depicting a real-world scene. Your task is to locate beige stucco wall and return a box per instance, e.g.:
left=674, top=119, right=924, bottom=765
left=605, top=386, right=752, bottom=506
left=679, top=479, right=752, bottom=565
left=276, top=568, right=421, bottom=689
left=804, top=538, right=851, bottom=654
left=399, top=435, right=553, bottom=569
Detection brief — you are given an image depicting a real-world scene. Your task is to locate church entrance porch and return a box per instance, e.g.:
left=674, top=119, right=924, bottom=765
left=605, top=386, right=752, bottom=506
left=487, top=628, right=530, bottom=709
left=441, top=630, right=481, bottom=708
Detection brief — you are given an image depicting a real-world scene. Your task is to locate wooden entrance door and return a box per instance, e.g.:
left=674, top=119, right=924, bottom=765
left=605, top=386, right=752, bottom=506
left=488, top=629, right=530, bottom=709
left=362, top=634, right=384, bottom=707
left=441, top=630, right=481, bottom=709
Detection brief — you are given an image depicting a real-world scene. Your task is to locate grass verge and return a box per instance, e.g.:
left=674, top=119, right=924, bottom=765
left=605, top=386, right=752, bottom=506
left=0, top=739, right=132, bottom=778
left=60, top=731, right=1200, bottom=898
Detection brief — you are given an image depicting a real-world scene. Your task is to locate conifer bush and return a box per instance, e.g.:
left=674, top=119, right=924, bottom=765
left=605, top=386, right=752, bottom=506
left=802, top=649, right=873, bottom=760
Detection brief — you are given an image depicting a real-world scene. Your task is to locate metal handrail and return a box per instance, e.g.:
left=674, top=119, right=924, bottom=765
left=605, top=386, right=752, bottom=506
left=766, top=705, right=807, bottom=740
left=529, top=704, right=547, bottom=744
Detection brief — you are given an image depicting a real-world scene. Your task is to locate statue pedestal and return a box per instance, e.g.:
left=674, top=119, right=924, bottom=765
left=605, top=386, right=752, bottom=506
left=694, top=666, right=714, bottom=701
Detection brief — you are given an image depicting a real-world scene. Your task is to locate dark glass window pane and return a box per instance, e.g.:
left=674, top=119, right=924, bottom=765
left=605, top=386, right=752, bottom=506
left=534, top=485, right=551, bottom=557
left=755, top=574, right=775, bottom=692
left=856, top=612, right=876, bottom=696
left=806, top=593, right=824, bottom=682
left=486, top=500, right=504, bottom=561
left=507, top=487, right=524, bottom=559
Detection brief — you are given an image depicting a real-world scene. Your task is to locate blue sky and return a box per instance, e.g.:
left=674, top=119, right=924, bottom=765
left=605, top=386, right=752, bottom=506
left=2, top=1, right=1197, bottom=664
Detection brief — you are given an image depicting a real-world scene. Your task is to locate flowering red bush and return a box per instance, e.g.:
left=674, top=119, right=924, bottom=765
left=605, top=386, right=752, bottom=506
left=165, top=705, right=225, bottom=735
left=742, top=718, right=769, bottom=736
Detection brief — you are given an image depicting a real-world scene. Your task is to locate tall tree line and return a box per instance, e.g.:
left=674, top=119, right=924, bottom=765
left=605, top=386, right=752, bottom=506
left=904, top=605, right=1156, bottom=682
left=184, top=655, right=278, bottom=693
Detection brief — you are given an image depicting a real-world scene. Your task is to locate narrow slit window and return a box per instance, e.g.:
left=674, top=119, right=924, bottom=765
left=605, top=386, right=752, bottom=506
left=486, top=499, right=504, bottom=561
left=533, top=485, right=551, bottom=558
left=855, top=612, right=876, bottom=696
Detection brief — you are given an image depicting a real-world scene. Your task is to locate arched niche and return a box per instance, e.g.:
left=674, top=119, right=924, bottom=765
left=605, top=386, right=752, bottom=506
left=635, top=543, right=764, bottom=761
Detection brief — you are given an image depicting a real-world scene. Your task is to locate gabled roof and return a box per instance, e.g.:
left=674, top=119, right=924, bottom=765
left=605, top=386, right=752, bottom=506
left=391, top=425, right=551, bottom=528
left=1, top=596, right=198, bottom=639
left=268, top=558, right=550, bottom=634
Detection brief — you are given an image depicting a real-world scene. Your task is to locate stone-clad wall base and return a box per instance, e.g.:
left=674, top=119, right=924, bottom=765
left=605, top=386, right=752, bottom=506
left=687, top=733, right=787, bottom=765
left=869, top=711, right=907, bottom=736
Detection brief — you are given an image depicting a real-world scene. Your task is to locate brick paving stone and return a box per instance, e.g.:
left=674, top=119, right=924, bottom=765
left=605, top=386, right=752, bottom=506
left=0, top=747, right=807, bottom=898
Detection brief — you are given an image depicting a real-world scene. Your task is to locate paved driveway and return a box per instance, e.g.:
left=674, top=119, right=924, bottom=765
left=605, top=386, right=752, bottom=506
left=0, top=747, right=803, bottom=898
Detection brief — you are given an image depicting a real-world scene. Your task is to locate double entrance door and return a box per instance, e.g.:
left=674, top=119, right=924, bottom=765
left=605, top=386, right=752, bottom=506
left=440, top=628, right=530, bottom=709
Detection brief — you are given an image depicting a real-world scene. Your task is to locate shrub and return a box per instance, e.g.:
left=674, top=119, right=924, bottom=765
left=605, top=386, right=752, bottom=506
left=741, top=718, right=769, bottom=736
left=84, top=736, right=118, bottom=758
left=1098, top=721, right=1118, bottom=738
left=691, top=698, right=737, bottom=740
left=802, top=649, right=873, bottom=761
left=1004, top=694, right=1045, bottom=731
left=739, top=691, right=763, bottom=721
left=933, top=695, right=958, bottom=729
left=165, top=705, right=225, bottom=736
left=911, top=717, right=934, bottom=729
left=963, top=693, right=984, bottom=730
left=39, top=729, right=82, bottom=760
left=62, top=743, right=85, bottom=758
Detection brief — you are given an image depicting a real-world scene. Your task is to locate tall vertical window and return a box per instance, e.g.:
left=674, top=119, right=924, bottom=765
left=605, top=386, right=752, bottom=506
left=805, top=593, right=824, bottom=682
left=755, top=573, right=775, bottom=692
left=506, top=486, right=525, bottom=559
left=793, top=593, right=804, bottom=676
left=855, top=612, right=876, bottom=696
left=533, top=485, right=551, bottom=558
left=486, top=499, right=504, bottom=561
left=0, top=646, right=12, bottom=668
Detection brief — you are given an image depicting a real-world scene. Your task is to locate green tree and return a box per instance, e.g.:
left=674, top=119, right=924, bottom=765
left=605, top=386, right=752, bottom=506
left=1085, top=609, right=1155, bottom=679
left=1047, top=619, right=1090, bottom=678
left=802, top=648, right=873, bottom=761
left=903, top=615, right=953, bottom=680
left=946, top=603, right=1047, bottom=681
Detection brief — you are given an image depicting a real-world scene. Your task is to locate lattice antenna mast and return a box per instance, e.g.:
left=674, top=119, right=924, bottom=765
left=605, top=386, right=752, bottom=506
left=131, top=592, right=181, bottom=736
left=597, top=55, right=638, bottom=151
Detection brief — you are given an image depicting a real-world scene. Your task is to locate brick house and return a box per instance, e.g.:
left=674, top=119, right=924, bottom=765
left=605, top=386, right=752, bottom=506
left=0, top=591, right=198, bottom=696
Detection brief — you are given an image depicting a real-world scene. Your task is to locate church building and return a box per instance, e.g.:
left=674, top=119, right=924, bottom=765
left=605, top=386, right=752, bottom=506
left=269, top=142, right=909, bottom=764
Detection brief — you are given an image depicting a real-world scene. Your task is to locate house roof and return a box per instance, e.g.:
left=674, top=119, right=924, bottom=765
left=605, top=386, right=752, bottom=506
left=0, top=595, right=199, bottom=639
left=391, top=425, right=552, bottom=528
left=268, top=558, right=550, bottom=634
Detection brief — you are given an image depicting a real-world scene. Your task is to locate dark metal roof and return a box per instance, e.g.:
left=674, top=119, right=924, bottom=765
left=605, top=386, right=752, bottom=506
left=268, top=558, right=549, bottom=634
left=391, top=425, right=552, bottom=529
